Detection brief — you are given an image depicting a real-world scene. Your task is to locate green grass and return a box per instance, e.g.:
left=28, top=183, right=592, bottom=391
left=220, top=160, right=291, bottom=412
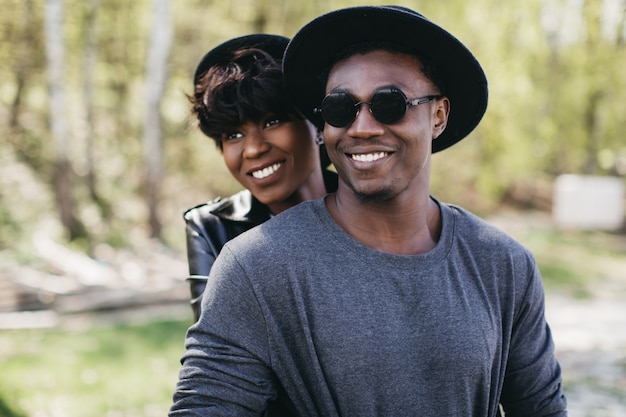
left=0, top=319, right=190, bottom=417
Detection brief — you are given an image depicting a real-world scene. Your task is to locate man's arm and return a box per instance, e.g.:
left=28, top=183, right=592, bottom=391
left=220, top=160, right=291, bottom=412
left=170, top=246, right=276, bottom=416
left=500, top=260, right=567, bottom=416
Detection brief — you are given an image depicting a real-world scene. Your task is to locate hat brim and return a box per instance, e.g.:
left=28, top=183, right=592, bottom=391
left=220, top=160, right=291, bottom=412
left=194, top=34, right=290, bottom=86
left=283, top=6, right=488, bottom=153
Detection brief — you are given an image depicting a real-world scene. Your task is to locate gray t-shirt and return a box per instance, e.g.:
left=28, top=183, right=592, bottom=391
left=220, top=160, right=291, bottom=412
left=170, top=197, right=567, bottom=417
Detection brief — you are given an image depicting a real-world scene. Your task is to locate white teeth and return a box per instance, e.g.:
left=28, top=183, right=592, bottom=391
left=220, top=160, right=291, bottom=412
left=252, top=162, right=282, bottom=179
left=351, top=152, right=388, bottom=162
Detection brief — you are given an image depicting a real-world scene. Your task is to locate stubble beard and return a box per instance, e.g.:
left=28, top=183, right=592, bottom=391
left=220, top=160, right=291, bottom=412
left=353, top=186, right=396, bottom=204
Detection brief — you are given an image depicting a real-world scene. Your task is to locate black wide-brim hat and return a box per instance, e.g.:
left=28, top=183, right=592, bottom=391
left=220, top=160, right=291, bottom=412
left=193, top=34, right=290, bottom=86
left=283, top=6, right=488, bottom=153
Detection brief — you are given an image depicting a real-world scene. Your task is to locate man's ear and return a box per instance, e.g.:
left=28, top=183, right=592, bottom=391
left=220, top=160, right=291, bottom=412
left=432, top=97, right=450, bottom=140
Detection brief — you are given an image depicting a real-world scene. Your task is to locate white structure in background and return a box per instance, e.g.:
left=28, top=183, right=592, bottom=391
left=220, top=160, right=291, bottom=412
left=541, top=0, right=625, bottom=46
left=553, top=175, right=625, bottom=230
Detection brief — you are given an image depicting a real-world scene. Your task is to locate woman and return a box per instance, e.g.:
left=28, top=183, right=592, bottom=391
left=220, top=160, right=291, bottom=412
left=185, top=34, right=337, bottom=321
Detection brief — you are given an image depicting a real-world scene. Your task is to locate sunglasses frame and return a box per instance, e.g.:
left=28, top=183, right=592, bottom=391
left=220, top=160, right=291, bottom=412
left=315, top=87, right=441, bottom=128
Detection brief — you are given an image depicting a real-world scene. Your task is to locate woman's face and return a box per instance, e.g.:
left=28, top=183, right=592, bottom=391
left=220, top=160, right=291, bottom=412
left=220, top=114, right=322, bottom=214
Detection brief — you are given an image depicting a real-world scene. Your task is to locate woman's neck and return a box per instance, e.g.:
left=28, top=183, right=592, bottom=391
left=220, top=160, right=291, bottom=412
left=267, top=168, right=327, bottom=215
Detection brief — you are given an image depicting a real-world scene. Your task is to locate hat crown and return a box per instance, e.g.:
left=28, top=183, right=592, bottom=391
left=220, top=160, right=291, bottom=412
left=194, top=34, right=289, bottom=86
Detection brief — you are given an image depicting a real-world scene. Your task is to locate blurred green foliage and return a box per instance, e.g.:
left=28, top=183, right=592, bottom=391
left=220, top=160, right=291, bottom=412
left=0, top=393, right=26, bottom=417
left=0, top=0, right=624, bottom=250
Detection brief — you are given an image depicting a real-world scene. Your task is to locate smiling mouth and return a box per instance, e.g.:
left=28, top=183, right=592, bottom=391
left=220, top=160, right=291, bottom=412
left=349, top=152, right=389, bottom=162
left=251, top=162, right=283, bottom=179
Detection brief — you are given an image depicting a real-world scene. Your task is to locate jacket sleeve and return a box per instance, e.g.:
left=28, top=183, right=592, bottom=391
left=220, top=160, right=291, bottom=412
left=169, top=246, right=276, bottom=416
left=184, top=206, right=222, bottom=321
left=500, top=258, right=567, bottom=416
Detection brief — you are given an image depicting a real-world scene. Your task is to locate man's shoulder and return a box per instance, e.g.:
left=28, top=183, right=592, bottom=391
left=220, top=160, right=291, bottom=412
left=444, top=204, right=538, bottom=292
left=227, top=199, right=324, bottom=249
left=259, top=199, right=322, bottom=234
left=445, top=203, right=530, bottom=254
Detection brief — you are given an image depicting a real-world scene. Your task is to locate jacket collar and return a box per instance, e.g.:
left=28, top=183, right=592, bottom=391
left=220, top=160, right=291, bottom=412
left=209, top=190, right=271, bottom=224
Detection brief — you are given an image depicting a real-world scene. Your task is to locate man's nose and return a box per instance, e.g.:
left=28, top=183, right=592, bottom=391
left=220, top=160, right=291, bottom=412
left=347, top=103, right=385, bottom=138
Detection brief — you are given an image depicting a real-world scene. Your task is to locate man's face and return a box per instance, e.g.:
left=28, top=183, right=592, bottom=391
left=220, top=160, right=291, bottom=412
left=323, top=50, right=449, bottom=203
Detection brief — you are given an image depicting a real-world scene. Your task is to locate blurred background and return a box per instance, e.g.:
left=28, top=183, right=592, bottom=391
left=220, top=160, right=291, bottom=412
left=0, top=0, right=625, bottom=416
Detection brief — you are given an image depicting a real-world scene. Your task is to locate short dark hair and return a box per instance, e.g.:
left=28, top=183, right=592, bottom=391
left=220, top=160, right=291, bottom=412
left=190, top=47, right=301, bottom=150
left=318, top=41, right=446, bottom=96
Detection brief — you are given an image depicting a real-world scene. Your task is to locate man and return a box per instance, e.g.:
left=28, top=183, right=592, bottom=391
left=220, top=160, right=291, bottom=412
left=169, top=6, right=567, bottom=417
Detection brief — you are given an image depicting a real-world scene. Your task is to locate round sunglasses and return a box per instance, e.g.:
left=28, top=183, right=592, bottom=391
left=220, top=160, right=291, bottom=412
left=314, top=87, right=441, bottom=128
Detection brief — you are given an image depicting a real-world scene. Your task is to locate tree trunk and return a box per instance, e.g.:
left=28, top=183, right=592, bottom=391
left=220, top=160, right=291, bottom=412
left=81, top=0, right=111, bottom=218
left=45, top=0, right=86, bottom=240
left=143, top=0, right=172, bottom=239
left=582, top=90, right=602, bottom=175
left=10, top=0, right=34, bottom=130
left=581, top=0, right=603, bottom=175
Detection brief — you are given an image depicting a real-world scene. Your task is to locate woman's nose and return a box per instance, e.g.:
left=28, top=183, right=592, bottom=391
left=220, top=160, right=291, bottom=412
left=242, top=130, right=271, bottom=159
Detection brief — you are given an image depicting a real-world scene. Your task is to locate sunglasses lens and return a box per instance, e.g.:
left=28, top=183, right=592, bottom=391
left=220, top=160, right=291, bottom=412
left=370, top=89, right=407, bottom=124
left=319, top=89, right=409, bottom=127
left=320, top=92, right=357, bottom=127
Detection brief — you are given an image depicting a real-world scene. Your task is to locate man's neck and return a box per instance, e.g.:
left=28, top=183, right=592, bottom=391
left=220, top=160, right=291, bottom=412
left=325, top=191, right=442, bottom=255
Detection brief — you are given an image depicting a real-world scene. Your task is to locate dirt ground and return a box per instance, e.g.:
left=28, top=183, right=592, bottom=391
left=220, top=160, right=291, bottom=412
left=546, top=294, right=626, bottom=416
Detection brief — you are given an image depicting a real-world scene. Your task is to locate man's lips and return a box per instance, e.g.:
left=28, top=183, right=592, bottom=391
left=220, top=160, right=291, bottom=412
left=250, top=162, right=283, bottom=179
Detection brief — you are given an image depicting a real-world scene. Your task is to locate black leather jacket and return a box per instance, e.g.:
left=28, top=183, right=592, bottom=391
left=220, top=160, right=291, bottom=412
left=184, top=169, right=338, bottom=321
